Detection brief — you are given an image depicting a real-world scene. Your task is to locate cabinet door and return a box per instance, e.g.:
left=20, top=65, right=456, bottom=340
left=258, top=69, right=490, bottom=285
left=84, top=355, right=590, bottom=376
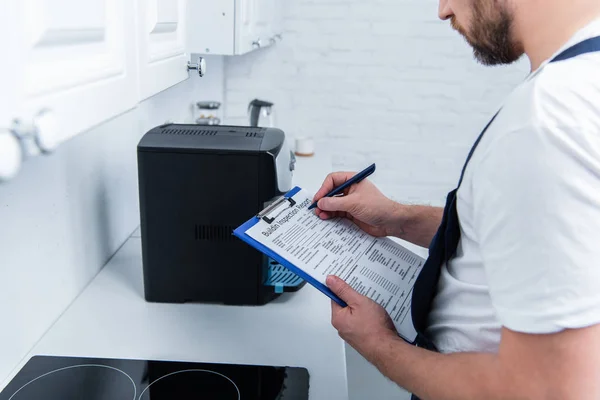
left=1, top=1, right=19, bottom=129
left=186, top=0, right=281, bottom=56
left=236, top=0, right=258, bottom=55
left=235, top=0, right=279, bottom=54
left=0, top=1, right=23, bottom=181
left=137, top=0, right=188, bottom=101
left=14, top=0, right=137, bottom=151
left=253, top=0, right=275, bottom=44
left=186, top=0, right=235, bottom=55
left=271, top=0, right=284, bottom=38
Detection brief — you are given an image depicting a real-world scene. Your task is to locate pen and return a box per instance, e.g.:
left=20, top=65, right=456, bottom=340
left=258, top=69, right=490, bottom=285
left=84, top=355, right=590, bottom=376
left=307, top=163, right=376, bottom=210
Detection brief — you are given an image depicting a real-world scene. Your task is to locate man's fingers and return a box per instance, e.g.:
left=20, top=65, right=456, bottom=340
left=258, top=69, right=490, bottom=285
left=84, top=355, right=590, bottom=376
left=317, top=195, right=355, bottom=213
left=326, top=275, right=361, bottom=306
left=316, top=209, right=332, bottom=220
left=331, top=299, right=343, bottom=316
left=313, top=171, right=356, bottom=203
left=316, top=210, right=347, bottom=220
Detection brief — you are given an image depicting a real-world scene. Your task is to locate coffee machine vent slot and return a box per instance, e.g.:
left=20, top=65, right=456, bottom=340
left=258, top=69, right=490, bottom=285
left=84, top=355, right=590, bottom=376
left=246, top=128, right=265, bottom=138
left=195, top=224, right=235, bottom=241
left=236, top=127, right=265, bottom=138
left=162, top=128, right=218, bottom=136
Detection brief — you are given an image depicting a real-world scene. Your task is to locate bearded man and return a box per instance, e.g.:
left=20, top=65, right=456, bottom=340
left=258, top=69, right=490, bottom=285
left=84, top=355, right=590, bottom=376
left=312, top=0, right=600, bottom=398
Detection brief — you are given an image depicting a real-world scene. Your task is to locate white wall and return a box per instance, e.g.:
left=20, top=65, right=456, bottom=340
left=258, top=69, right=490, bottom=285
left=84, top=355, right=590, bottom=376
left=0, top=55, right=224, bottom=384
left=223, top=0, right=530, bottom=206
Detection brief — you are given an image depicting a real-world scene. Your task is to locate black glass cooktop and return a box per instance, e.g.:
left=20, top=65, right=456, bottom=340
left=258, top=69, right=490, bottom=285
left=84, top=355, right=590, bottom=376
left=0, top=355, right=310, bottom=400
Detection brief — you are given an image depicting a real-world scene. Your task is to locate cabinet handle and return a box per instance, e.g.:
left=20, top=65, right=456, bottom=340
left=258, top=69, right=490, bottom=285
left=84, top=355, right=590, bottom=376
left=0, top=128, right=23, bottom=182
left=12, top=109, right=60, bottom=155
left=187, top=56, right=206, bottom=77
left=33, top=109, right=59, bottom=154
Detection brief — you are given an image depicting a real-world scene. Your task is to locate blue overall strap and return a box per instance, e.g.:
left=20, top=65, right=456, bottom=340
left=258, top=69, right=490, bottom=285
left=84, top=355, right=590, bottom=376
left=551, top=36, right=600, bottom=62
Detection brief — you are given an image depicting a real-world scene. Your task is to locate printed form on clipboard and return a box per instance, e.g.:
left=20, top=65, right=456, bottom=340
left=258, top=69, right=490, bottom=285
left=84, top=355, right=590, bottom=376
left=233, top=186, right=425, bottom=344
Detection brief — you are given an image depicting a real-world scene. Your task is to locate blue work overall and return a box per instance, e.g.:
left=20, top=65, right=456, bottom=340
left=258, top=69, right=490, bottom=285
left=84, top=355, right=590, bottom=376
left=409, top=35, right=600, bottom=400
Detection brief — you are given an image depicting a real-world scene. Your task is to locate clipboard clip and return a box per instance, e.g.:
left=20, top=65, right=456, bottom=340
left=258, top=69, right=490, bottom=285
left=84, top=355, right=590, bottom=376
left=257, top=195, right=297, bottom=224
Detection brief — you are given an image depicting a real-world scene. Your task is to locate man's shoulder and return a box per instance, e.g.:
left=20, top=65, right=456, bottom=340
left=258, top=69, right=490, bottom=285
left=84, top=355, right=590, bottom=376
left=469, top=56, right=600, bottom=184
left=491, top=55, right=600, bottom=142
left=526, top=56, right=600, bottom=127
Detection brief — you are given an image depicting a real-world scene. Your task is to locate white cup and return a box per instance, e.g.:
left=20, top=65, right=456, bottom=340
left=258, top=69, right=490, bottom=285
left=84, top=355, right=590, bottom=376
left=294, top=136, right=315, bottom=156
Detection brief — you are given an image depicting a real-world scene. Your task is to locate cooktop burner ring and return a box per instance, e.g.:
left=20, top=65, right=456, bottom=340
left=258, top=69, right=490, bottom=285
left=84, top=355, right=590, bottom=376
left=8, top=364, right=136, bottom=400
left=138, top=369, right=240, bottom=400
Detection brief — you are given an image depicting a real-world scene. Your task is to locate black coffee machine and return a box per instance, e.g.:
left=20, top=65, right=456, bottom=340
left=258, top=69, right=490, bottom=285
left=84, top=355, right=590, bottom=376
left=136, top=123, right=305, bottom=305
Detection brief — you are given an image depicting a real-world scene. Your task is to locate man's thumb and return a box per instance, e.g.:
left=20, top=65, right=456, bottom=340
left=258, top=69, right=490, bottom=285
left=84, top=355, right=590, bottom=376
left=317, top=195, right=354, bottom=213
left=326, top=275, right=359, bottom=305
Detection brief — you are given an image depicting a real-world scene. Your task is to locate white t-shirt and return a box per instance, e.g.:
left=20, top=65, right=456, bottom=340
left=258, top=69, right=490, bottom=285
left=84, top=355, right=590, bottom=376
left=426, top=18, right=600, bottom=354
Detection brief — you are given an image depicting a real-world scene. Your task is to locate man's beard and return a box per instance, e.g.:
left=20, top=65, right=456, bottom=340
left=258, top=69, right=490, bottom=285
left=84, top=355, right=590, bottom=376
left=451, top=0, right=522, bottom=65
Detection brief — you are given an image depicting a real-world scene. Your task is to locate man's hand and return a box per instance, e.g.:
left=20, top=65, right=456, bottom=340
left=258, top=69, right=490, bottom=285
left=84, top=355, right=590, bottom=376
left=313, top=171, right=444, bottom=247
left=312, top=171, right=402, bottom=237
left=326, top=275, right=398, bottom=360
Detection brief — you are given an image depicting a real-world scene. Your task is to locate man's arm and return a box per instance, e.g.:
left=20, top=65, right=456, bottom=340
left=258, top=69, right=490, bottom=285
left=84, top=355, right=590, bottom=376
left=388, top=203, right=444, bottom=248
left=372, top=325, right=600, bottom=399
left=326, top=275, right=600, bottom=400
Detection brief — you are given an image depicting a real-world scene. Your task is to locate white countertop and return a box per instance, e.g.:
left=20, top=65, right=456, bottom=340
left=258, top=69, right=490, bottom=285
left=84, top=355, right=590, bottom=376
left=1, top=150, right=351, bottom=399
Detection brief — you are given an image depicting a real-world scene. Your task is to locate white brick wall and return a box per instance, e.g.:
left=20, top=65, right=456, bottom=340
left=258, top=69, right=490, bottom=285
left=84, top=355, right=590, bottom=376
left=224, top=0, right=529, bottom=206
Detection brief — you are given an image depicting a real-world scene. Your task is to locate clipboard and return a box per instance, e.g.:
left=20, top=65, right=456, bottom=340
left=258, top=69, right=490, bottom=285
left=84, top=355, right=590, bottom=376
left=233, top=186, right=348, bottom=308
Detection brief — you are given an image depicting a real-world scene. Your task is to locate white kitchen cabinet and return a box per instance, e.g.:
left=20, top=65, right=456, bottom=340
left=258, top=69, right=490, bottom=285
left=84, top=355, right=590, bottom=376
left=137, top=0, right=189, bottom=100
left=186, top=0, right=284, bottom=56
left=270, top=0, right=284, bottom=43
left=0, top=1, right=22, bottom=181
left=10, top=0, right=138, bottom=153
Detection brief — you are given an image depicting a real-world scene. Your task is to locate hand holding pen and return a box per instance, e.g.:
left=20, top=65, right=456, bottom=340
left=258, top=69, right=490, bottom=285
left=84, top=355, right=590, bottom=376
left=311, top=164, right=401, bottom=238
